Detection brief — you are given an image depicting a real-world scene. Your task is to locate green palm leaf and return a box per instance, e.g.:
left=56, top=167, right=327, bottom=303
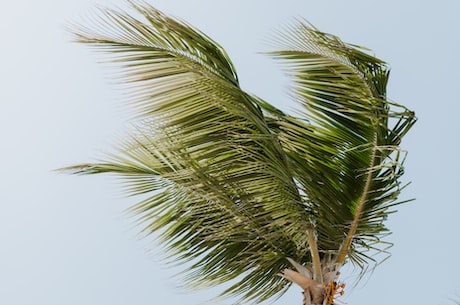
left=266, top=22, right=416, bottom=270
left=64, top=2, right=415, bottom=304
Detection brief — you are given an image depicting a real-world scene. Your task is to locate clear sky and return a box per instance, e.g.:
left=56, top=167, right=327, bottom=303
left=1, top=1, right=459, bottom=304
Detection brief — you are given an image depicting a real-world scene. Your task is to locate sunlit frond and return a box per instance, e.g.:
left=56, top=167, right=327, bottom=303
left=67, top=2, right=314, bottom=303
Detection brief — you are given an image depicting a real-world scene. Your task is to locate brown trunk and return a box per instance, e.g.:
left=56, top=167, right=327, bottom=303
left=283, top=269, right=325, bottom=305
left=302, top=286, right=325, bottom=305
left=283, top=269, right=345, bottom=305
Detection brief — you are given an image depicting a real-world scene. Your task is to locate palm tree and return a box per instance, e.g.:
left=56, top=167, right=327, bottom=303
left=64, top=1, right=416, bottom=304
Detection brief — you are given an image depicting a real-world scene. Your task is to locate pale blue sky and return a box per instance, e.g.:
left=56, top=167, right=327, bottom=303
left=1, top=1, right=459, bottom=305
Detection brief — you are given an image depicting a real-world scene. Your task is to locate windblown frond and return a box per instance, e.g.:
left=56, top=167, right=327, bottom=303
left=68, top=2, right=312, bottom=303
left=65, top=3, right=415, bottom=304
left=266, top=21, right=416, bottom=269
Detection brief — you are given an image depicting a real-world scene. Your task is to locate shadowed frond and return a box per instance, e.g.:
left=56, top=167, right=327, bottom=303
left=64, top=3, right=415, bottom=304
left=266, top=21, right=416, bottom=270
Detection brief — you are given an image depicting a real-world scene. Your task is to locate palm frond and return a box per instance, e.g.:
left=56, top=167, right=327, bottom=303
left=266, top=21, right=416, bottom=269
left=66, top=2, right=313, bottom=303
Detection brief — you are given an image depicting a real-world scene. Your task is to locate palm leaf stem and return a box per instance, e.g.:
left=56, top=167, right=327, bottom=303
left=306, top=227, right=323, bottom=283
left=336, top=134, right=378, bottom=266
